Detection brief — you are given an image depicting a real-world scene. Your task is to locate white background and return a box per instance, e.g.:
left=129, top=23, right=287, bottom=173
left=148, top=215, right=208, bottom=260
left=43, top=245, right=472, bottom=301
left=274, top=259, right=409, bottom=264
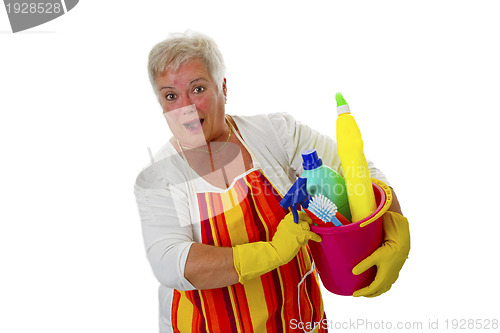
left=1, top=1, right=499, bottom=332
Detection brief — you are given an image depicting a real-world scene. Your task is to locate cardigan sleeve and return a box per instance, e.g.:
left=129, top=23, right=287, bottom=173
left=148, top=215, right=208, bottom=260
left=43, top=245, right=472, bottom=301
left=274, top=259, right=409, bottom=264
left=134, top=164, right=197, bottom=291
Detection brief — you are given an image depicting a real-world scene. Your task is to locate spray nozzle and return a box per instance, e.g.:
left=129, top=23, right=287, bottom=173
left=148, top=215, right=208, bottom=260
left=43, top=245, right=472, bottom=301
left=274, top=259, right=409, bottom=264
left=279, top=177, right=310, bottom=224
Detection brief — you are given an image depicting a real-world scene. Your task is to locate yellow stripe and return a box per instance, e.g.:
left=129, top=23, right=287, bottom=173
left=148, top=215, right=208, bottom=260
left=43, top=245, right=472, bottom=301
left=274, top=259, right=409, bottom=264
left=224, top=188, right=249, bottom=246
left=220, top=186, right=237, bottom=212
left=244, top=278, right=268, bottom=332
left=228, top=183, right=238, bottom=207
left=175, top=291, right=194, bottom=332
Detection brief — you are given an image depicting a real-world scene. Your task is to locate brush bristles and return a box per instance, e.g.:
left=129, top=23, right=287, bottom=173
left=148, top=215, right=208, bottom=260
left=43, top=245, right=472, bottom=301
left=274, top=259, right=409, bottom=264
left=308, top=194, right=338, bottom=223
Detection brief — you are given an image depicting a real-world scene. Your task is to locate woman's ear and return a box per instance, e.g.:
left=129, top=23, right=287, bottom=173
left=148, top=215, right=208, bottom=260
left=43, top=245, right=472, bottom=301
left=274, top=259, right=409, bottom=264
left=222, top=78, right=227, bottom=97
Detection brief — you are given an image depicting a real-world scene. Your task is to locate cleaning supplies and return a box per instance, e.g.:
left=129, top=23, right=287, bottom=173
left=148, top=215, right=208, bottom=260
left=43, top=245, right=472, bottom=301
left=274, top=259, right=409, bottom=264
left=301, top=149, right=352, bottom=222
left=307, top=194, right=343, bottom=227
left=279, top=177, right=311, bottom=224
left=336, top=92, right=377, bottom=223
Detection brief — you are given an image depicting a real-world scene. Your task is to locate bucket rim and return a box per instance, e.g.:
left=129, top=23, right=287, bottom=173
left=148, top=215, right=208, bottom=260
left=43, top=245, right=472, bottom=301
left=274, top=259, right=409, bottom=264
left=310, top=179, right=392, bottom=234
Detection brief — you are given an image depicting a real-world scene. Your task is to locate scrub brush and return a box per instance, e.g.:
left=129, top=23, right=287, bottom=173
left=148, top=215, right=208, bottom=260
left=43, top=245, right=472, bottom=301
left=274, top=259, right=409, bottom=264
left=308, top=194, right=343, bottom=227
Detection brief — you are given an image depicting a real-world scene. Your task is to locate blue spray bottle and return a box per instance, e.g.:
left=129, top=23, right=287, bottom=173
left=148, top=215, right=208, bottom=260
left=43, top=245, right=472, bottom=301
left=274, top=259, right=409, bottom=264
left=301, top=149, right=352, bottom=222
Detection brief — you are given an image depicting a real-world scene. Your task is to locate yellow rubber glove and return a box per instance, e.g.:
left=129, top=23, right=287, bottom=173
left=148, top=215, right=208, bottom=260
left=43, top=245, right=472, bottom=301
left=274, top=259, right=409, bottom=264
left=352, top=211, right=410, bottom=297
left=233, top=211, right=322, bottom=284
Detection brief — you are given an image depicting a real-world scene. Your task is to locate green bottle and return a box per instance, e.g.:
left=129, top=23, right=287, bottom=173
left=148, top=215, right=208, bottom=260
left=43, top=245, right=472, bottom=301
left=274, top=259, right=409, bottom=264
left=301, top=149, right=352, bottom=222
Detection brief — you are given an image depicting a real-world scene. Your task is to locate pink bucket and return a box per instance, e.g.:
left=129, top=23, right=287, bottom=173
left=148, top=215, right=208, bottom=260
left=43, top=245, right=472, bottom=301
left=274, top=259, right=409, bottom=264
left=309, top=179, right=392, bottom=296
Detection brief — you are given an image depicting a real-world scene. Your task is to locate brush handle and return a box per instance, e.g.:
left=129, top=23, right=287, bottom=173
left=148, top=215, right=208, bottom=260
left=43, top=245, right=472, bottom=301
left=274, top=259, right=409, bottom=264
left=330, top=216, right=343, bottom=227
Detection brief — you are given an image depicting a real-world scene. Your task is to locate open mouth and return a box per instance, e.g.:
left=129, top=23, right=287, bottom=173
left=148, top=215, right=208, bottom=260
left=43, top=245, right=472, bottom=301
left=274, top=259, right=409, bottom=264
left=183, top=118, right=204, bottom=131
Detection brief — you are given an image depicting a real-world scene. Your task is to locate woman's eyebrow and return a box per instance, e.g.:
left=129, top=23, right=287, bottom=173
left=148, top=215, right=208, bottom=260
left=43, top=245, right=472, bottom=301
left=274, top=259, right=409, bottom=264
left=159, top=86, right=174, bottom=91
left=159, top=78, right=208, bottom=91
left=189, top=77, right=208, bottom=85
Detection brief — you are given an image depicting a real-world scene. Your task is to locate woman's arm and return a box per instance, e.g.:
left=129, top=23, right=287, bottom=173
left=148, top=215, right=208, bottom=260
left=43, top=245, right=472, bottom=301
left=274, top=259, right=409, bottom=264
left=184, top=211, right=322, bottom=290
left=184, top=243, right=239, bottom=289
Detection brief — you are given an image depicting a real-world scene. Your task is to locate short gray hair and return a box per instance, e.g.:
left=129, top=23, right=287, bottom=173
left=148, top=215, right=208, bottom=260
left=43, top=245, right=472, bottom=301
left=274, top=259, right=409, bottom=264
left=148, top=31, right=226, bottom=98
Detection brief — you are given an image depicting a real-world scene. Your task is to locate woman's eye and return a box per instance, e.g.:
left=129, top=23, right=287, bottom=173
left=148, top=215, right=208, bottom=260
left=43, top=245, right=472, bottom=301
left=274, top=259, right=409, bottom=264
left=193, top=86, right=205, bottom=94
left=165, top=93, right=176, bottom=101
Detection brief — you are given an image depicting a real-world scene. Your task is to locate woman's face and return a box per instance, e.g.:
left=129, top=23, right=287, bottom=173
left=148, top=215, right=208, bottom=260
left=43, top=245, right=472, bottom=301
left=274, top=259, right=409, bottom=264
left=156, top=58, right=227, bottom=147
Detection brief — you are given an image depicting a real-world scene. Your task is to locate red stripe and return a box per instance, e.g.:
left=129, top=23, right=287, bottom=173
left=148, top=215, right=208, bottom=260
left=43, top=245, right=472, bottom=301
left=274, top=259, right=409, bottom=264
left=212, top=194, right=233, bottom=247
left=232, top=284, right=254, bottom=332
left=247, top=191, right=268, bottom=241
left=201, top=289, right=229, bottom=331
left=299, top=273, right=313, bottom=327
left=197, top=193, right=215, bottom=246
left=261, top=272, right=278, bottom=333
left=221, top=288, right=239, bottom=332
left=248, top=171, right=286, bottom=239
left=269, top=269, right=284, bottom=333
left=171, top=291, right=181, bottom=333
left=209, top=193, right=223, bottom=246
left=279, top=258, right=302, bottom=329
left=235, top=181, right=261, bottom=243
left=307, top=274, right=317, bottom=327
left=185, top=291, right=208, bottom=333
left=239, top=177, right=267, bottom=242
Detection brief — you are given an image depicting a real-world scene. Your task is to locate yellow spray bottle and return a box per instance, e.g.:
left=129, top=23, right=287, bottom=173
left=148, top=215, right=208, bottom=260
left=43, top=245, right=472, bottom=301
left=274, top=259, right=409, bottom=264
left=336, top=92, right=377, bottom=223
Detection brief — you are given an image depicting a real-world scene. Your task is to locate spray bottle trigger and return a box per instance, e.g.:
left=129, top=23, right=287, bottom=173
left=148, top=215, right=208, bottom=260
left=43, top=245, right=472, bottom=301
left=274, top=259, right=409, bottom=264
left=279, top=177, right=310, bottom=224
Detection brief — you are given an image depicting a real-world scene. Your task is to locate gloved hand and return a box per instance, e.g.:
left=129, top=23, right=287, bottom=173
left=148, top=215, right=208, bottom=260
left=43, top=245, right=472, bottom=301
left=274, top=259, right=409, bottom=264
left=233, top=211, right=322, bottom=284
left=352, top=211, right=410, bottom=297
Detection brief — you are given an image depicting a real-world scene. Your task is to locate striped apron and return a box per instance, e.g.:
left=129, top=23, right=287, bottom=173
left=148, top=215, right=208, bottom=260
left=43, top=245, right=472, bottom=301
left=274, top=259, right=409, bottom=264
left=170, top=168, right=327, bottom=332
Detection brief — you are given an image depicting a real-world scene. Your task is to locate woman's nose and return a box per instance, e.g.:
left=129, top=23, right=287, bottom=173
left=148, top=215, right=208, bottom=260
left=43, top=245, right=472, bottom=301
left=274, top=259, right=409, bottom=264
left=169, top=103, right=196, bottom=116
left=182, top=104, right=196, bottom=115
left=179, top=93, right=194, bottom=108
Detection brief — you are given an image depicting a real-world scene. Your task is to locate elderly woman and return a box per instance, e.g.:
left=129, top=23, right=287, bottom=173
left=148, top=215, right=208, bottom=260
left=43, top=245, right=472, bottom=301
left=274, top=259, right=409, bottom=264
left=135, top=32, right=410, bottom=333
